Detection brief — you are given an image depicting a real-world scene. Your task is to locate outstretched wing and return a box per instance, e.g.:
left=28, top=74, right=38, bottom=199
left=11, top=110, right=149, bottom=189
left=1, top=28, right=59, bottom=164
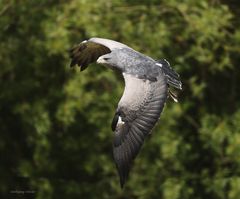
left=112, top=73, right=168, bottom=187
left=69, top=37, right=130, bottom=71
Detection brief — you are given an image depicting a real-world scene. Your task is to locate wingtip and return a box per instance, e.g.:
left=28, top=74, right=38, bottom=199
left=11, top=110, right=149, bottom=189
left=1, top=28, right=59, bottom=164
left=70, top=60, right=76, bottom=67
left=120, top=180, right=125, bottom=189
left=119, top=174, right=127, bottom=189
left=80, top=64, right=88, bottom=71
left=68, top=42, right=87, bottom=68
left=116, top=163, right=129, bottom=189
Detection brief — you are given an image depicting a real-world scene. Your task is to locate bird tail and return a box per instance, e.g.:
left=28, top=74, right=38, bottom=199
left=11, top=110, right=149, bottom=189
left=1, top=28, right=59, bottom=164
left=156, top=59, right=182, bottom=90
left=156, top=59, right=182, bottom=102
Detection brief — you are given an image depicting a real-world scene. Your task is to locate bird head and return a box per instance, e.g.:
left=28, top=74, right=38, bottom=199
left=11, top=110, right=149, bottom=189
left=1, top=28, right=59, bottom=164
left=97, top=54, right=112, bottom=65
left=97, top=52, right=124, bottom=71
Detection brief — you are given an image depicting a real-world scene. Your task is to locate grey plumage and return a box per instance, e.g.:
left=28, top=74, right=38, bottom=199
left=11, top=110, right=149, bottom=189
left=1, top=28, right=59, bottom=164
left=69, top=37, right=182, bottom=188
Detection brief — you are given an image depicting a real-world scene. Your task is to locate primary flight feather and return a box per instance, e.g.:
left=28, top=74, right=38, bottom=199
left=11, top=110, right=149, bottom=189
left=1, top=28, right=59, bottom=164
left=69, top=37, right=182, bottom=187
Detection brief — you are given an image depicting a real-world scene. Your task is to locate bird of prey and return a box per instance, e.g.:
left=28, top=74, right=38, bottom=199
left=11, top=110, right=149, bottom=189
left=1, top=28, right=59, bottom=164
left=69, top=37, right=182, bottom=188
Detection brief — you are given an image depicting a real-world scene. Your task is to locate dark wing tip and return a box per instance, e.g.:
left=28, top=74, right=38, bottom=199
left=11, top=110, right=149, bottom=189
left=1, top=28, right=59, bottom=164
left=70, top=58, right=77, bottom=67
left=113, top=120, right=146, bottom=188
left=69, top=42, right=88, bottom=69
left=69, top=40, right=111, bottom=70
left=115, top=154, right=131, bottom=189
left=119, top=167, right=129, bottom=188
left=113, top=121, right=132, bottom=188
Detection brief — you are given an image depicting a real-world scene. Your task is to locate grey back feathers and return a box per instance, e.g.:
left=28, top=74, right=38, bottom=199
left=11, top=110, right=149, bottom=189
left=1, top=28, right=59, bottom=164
left=69, top=37, right=182, bottom=188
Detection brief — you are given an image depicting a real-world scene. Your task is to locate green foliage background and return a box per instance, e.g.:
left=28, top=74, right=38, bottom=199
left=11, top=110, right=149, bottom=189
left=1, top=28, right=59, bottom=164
left=1, top=0, right=240, bottom=198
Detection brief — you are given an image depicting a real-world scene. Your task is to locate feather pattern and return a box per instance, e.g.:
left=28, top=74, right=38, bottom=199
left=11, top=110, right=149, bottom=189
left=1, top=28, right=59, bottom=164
left=69, top=41, right=111, bottom=70
left=156, top=59, right=182, bottom=90
left=112, top=73, right=168, bottom=187
left=69, top=37, right=182, bottom=188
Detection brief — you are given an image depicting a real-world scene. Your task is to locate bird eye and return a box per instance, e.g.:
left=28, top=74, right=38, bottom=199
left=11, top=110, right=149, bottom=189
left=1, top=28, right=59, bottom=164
left=103, top=57, right=110, bottom=61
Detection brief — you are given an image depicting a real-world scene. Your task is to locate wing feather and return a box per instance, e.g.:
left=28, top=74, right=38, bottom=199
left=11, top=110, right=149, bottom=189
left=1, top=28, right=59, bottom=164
left=69, top=41, right=111, bottom=70
left=112, top=74, right=168, bottom=187
left=69, top=37, right=132, bottom=70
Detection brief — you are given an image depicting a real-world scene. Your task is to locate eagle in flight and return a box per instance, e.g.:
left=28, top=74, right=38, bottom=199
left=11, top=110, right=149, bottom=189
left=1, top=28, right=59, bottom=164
left=69, top=37, right=182, bottom=188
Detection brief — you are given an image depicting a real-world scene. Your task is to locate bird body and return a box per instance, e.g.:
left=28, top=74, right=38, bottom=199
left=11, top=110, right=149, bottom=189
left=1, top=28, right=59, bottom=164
left=69, top=37, right=182, bottom=187
left=98, top=47, right=161, bottom=81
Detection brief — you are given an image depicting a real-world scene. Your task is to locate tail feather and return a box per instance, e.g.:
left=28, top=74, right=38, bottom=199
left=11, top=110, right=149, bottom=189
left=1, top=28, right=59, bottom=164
left=156, top=59, right=182, bottom=90
left=169, top=89, right=178, bottom=102
left=167, top=78, right=182, bottom=90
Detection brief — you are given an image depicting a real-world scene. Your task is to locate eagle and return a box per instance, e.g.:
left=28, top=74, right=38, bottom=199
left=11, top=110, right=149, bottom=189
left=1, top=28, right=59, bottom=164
left=69, top=37, right=182, bottom=188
